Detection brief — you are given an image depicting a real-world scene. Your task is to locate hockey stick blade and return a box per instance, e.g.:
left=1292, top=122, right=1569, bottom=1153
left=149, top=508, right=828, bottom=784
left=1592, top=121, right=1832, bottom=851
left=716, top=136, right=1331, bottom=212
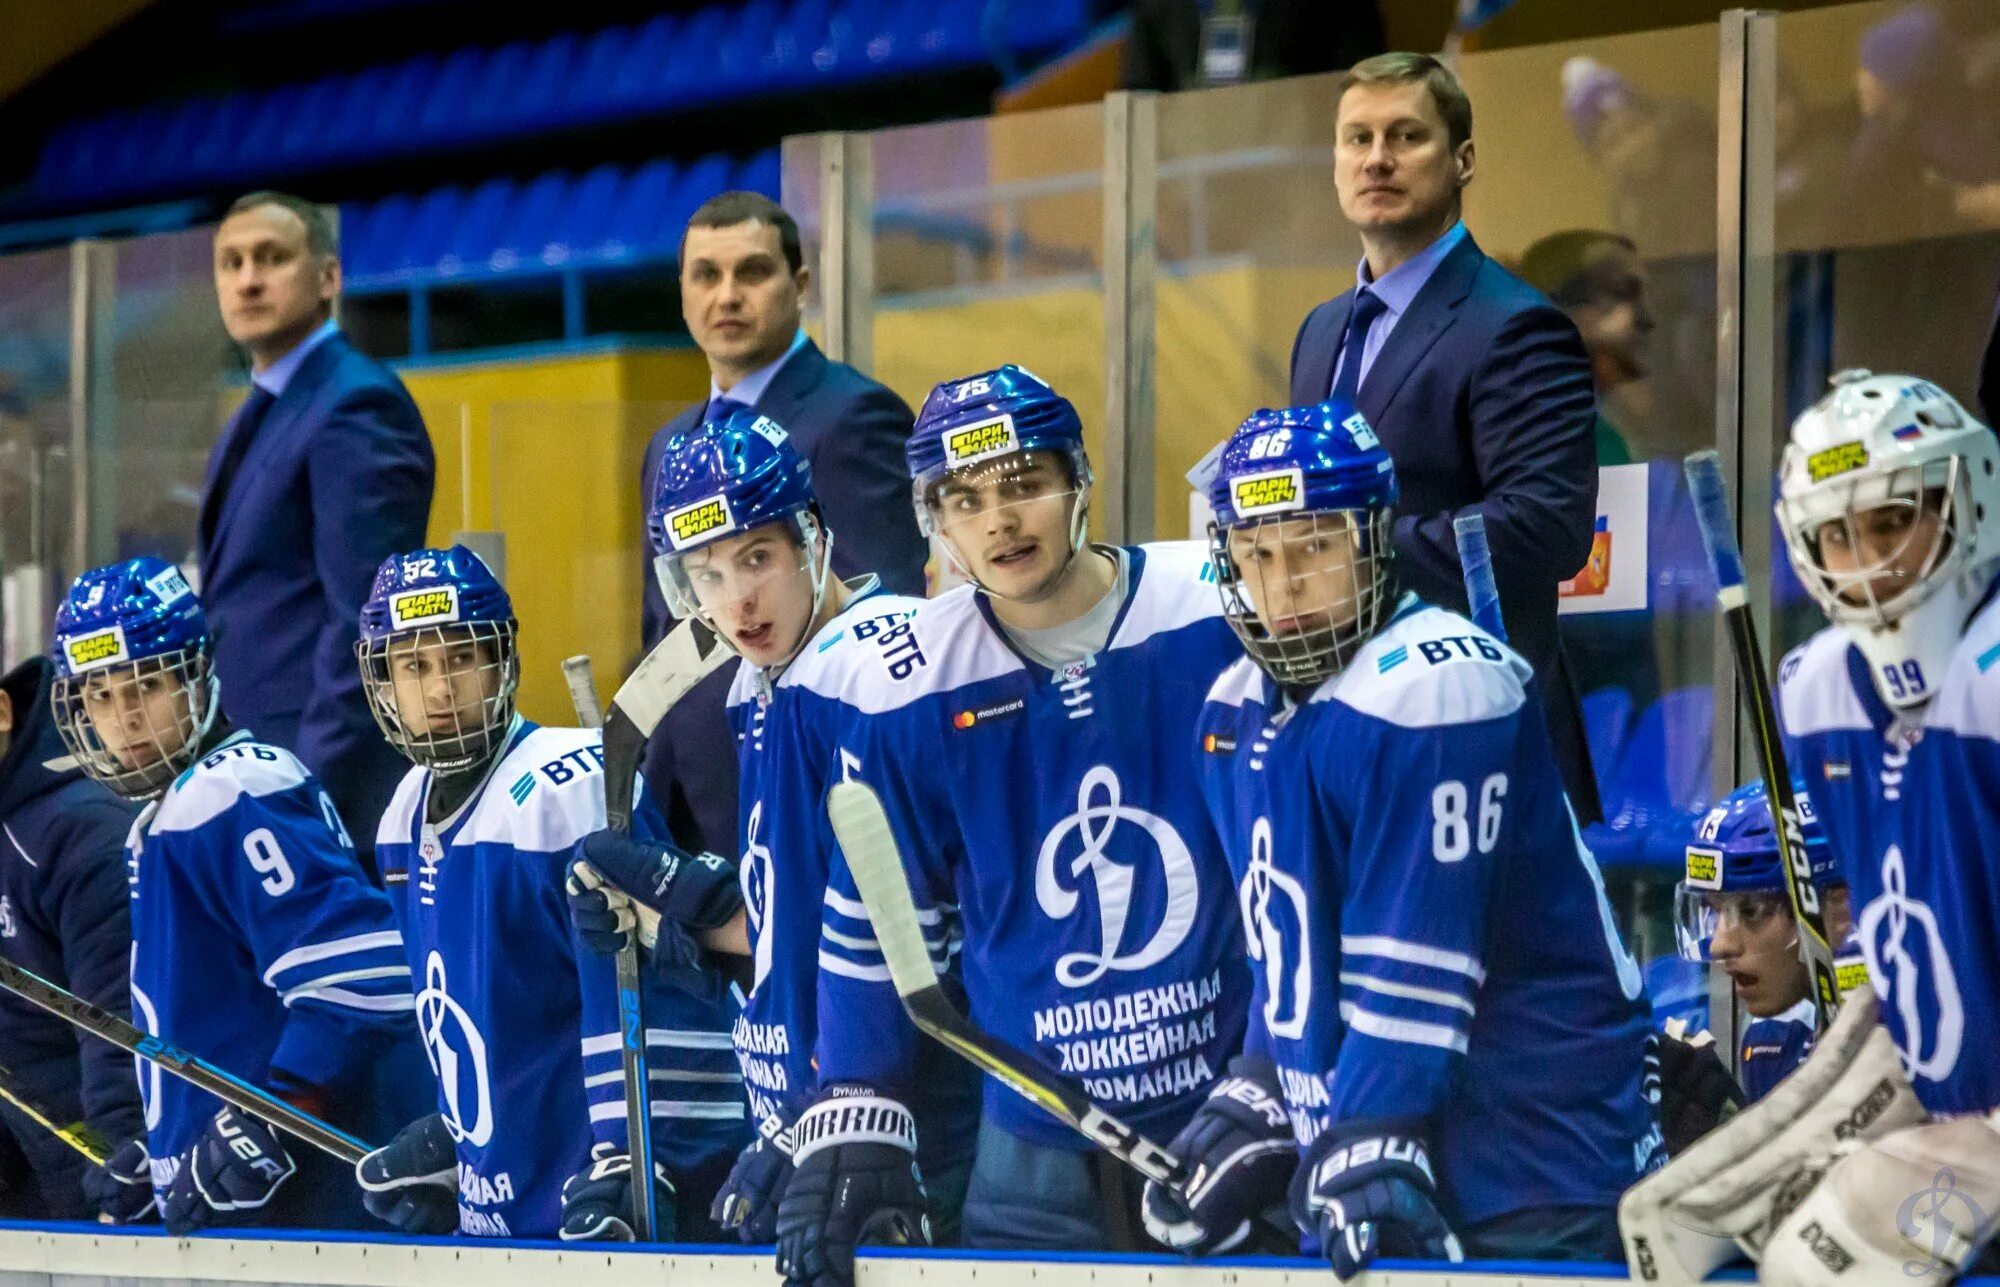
left=601, top=617, right=732, bottom=837
left=1453, top=512, right=1507, bottom=643
left=1684, top=451, right=1839, bottom=1026
left=826, top=781, right=1188, bottom=1190
left=0, top=957, right=370, bottom=1163
left=0, top=1062, right=110, bottom=1164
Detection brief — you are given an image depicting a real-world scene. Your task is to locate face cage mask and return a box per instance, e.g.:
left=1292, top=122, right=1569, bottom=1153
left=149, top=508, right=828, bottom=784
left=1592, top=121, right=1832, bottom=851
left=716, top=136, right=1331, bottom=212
left=912, top=448, right=1093, bottom=599
left=1211, top=506, right=1399, bottom=690
left=654, top=512, right=831, bottom=675
left=1779, top=458, right=1973, bottom=632
left=1673, top=884, right=1801, bottom=964
left=51, top=649, right=220, bottom=800
left=357, top=620, right=520, bottom=774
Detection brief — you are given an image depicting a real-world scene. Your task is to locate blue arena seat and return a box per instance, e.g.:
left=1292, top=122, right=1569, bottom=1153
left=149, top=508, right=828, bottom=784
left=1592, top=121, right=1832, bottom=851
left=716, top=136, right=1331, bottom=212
left=562, top=163, right=629, bottom=260
left=493, top=170, right=573, bottom=269
left=671, top=154, right=738, bottom=232
left=603, top=159, right=682, bottom=259
left=571, top=23, right=635, bottom=119
left=394, top=185, right=466, bottom=274
left=464, top=40, right=541, bottom=136
left=441, top=177, right=519, bottom=275
left=612, top=14, right=684, bottom=110
left=418, top=47, right=488, bottom=145
left=360, top=54, right=440, bottom=158
left=150, top=98, right=225, bottom=186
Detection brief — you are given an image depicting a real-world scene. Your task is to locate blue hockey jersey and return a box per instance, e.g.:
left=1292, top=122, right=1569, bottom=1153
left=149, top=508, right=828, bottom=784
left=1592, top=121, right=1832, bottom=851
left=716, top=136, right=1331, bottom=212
left=1739, top=1001, right=1816, bottom=1103
left=1777, top=582, right=2000, bottom=1118
left=128, top=731, right=422, bottom=1209
left=1193, top=600, right=1659, bottom=1228
left=815, top=543, right=1251, bottom=1148
left=376, top=719, right=746, bottom=1239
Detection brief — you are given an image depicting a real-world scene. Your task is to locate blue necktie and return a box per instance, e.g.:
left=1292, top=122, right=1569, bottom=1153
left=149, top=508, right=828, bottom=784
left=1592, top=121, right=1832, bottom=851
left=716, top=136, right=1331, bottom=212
left=708, top=395, right=749, bottom=421
left=1331, top=289, right=1387, bottom=406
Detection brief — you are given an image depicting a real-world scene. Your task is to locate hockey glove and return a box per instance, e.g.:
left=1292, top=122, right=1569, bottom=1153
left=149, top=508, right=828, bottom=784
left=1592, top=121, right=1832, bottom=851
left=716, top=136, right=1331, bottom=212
left=162, top=1107, right=297, bottom=1235
left=83, top=1136, right=159, bottom=1223
left=775, top=1086, right=931, bottom=1287
left=1142, top=1054, right=1297, bottom=1255
left=714, top=1112, right=799, bottom=1243
left=572, top=830, right=742, bottom=932
left=1291, top=1119, right=1463, bottom=1282
left=1652, top=1026, right=1744, bottom=1156
left=356, top=1113, right=460, bottom=1236
left=560, top=1140, right=679, bottom=1241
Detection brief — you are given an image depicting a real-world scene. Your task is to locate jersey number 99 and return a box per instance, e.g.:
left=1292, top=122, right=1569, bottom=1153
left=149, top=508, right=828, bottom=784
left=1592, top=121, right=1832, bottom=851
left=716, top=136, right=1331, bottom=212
left=1431, top=774, right=1507, bottom=863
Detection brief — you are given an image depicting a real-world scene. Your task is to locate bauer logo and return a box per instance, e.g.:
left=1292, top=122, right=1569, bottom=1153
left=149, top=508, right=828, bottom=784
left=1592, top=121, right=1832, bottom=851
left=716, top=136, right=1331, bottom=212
left=1230, top=467, right=1305, bottom=518
left=1806, top=442, right=1870, bottom=482
left=64, top=626, right=128, bottom=673
left=942, top=415, right=1019, bottom=468
left=1684, top=845, right=1722, bottom=890
left=145, top=566, right=192, bottom=605
left=389, top=586, right=460, bottom=628
left=666, top=495, right=736, bottom=550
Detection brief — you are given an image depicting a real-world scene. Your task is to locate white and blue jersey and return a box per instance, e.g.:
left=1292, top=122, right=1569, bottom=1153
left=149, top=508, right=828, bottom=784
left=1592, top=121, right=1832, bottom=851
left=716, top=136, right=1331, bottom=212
left=1193, top=600, right=1659, bottom=1228
left=1777, top=582, right=2000, bottom=1118
left=1739, top=1001, right=1817, bottom=1104
left=814, top=543, right=1251, bottom=1148
left=376, top=720, right=746, bottom=1239
left=127, top=731, right=421, bottom=1205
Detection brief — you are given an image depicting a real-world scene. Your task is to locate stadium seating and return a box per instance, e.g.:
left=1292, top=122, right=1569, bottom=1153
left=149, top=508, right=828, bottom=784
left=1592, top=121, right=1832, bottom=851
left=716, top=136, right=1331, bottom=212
left=32, top=0, right=1091, bottom=206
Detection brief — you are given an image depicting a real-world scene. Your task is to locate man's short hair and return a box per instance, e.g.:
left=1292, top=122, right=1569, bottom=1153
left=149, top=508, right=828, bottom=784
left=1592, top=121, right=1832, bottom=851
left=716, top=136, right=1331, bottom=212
left=223, top=190, right=339, bottom=258
left=680, top=191, right=803, bottom=275
left=1335, top=52, right=1475, bottom=151
left=1519, top=229, right=1638, bottom=309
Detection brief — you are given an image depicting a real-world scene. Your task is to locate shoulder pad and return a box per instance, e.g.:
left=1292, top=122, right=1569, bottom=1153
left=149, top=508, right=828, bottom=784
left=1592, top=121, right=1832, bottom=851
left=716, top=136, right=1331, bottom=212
left=375, top=765, right=429, bottom=849
left=152, top=741, right=314, bottom=834
left=1325, top=603, right=1528, bottom=729
left=1775, top=626, right=1869, bottom=739
left=780, top=589, right=1011, bottom=713
left=1113, top=542, right=1226, bottom=651
left=1202, top=655, right=1267, bottom=711
left=460, top=725, right=608, bottom=854
left=1931, top=590, right=2000, bottom=742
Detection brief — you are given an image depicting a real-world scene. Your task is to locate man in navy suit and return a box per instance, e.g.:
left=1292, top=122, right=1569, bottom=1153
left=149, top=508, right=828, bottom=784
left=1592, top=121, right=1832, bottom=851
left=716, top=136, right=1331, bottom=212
left=639, top=192, right=924, bottom=854
left=1290, top=54, right=1604, bottom=825
left=200, top=192, right=434, bottom=860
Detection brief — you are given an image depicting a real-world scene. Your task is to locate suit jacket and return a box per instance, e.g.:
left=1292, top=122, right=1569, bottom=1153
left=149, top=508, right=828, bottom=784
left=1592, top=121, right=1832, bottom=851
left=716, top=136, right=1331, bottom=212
left=1290, top=230, right=1604, bottom=822
left=197, top=331, right=434, bottom=854
left=637, top=337, right=925, bottom=854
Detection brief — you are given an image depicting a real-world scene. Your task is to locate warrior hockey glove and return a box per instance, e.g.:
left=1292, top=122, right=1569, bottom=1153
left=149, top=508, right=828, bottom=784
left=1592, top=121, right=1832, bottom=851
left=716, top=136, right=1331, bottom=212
left=560, top=1140, right=679, bottom=1241
left=573, top=830, right=742, bottom=931
left=356, top=1113, right=460, bottom=1236
left=714, top=1112, right=799, bottom=1243
left=83, top=1136, right=159, bottom=1223
left=1292, top=1119, right=1463, bottom=1282
left=1651, top=1026, right=1744, bottom=1156
left=163, top=1107, right=297, bottom=1235
left=775, top=1085, right=931, bottom=1287
left=1142, top=1054, right=1298, bottom=1255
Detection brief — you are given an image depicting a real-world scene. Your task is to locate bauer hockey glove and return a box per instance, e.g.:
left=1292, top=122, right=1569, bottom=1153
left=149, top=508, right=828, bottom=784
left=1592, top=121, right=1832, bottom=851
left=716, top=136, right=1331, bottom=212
left=356, top=1113, right=460, bottom=1235
left=714, top=1111, right=799, bottom=1243
left=83, top=1136, right=159, bottom=1223
left=1142, top=1054, right=1298, bottom=1255
left=775, top=1085, right=931, bottom=1287
left=560, top=1140, right=679, bottom=1241
left=572, top=830, right=742, bottom=931
left=1291, top=1119, right=1463, bottom=1282
left=163, top=1107, right=298, bottom=1235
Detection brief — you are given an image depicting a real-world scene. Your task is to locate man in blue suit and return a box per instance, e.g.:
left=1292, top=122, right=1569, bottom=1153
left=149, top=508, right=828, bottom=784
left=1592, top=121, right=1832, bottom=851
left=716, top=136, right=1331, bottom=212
left=639, top=192, right=925, bottom=854
left=1290, top=54, right=1604, bottom=824
left=200, top=192, right=434, bottom=861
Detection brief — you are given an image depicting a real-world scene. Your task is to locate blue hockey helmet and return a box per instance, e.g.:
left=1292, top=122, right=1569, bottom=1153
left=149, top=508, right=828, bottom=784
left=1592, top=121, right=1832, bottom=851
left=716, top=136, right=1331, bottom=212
left=49, top=558, right=219, bottom=799
left=1676, top=779, right=1841, bottom=962
left=908, top=366, right=1092, bottom=585
left=355, top=546, right=519, bottom=773
left=1203, top=400, right=1400, bottom=688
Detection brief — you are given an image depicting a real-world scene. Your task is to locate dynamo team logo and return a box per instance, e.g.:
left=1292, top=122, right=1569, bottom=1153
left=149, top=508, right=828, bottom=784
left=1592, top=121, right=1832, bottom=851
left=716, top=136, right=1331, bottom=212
left=1241, top=817, right=1312, bottom=1039
left=1035, top=765, right=1198, bottom=988
left=742, top=801, right=776, bottom=993
left=416, top=952, right=494, bottom=1145
left=1859, top=845, right=1963, bottom=1083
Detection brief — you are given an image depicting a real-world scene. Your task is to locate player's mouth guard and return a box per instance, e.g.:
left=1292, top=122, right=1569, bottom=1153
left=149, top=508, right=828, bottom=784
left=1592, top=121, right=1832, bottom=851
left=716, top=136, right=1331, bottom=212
left=1617, top=994, right=1926, bottom=1284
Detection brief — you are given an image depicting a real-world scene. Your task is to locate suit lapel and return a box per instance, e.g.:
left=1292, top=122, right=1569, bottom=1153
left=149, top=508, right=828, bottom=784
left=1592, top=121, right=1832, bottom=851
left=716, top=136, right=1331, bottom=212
left=750, top=338, right=829, bottom=429
left=1297, top=295, right=1352, bottom=406
left=1358, top=233, right=1485, bottom=426
left=204, top=335, right=346, bottom=560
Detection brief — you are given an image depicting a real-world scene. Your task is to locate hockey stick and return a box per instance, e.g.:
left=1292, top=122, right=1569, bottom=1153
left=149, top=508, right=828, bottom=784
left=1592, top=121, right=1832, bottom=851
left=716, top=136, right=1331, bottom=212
left=1684, top=450, right=1838, bottom=1028
left=0, top=957, right=369, bottom=1164
left=0, top=1061, right=110, bottom=1165
left=564, top=652, right=660, bottom=1241
left=1452, top=512, right=1506, bottom=641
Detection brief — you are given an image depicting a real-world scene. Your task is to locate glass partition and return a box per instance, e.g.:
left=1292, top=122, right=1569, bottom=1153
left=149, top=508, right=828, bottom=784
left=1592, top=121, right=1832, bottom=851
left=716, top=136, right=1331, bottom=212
left=0, top=247, right=74, bottom=668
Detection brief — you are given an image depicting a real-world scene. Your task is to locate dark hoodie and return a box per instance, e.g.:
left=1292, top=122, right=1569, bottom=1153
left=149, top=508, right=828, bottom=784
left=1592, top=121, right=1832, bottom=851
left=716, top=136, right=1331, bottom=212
left=0, top=657, right=144, bottom=1214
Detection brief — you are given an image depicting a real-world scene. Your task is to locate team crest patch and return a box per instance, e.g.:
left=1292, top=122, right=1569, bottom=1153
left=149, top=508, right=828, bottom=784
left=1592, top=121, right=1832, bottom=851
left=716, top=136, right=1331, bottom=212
left=145, top=566, right=192, bottom=605
left=665, top=494, right=737, bottom=551
left=942, top=414, right=1020, bottom=469
left=1806, top=443, right=1869, bottom=482
left=1684, top=845, right=1722, bottom=891
left=389, top=586, right=460, bottom=628
left=1230, top=467, right=1305, bottom=518
left=64, top=625, right=127, bottom=674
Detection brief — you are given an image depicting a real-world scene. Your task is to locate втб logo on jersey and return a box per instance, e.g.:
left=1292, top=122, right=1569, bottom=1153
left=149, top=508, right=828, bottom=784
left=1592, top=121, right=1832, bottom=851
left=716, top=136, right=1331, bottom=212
left=417, top=953, right=494, bottom=1145
left=1241, top=817, right=1312, bottom=1039
left=741, top=801, right=776, bottom=992
left=1036, top=765, right=1197, bottom=987
left=1859, top=845, right=1963, bottom=1083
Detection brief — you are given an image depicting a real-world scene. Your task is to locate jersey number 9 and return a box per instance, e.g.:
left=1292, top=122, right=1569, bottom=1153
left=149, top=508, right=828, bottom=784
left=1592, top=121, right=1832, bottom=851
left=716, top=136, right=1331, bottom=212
left=244, top=828, right=297, bottom=896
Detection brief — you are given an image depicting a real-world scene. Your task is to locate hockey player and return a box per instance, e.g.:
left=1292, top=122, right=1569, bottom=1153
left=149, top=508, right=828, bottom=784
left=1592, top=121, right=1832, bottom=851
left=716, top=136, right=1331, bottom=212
left=1164, top=403, right=1658, bottom=1278
left=48, top=558, right=428, bottom=1234
left=568, top=406, right=978, bottom=1246
left=775, top=366, right=1251, bottom=1281
left=350, top=547, right=747, bottom=1241
left=1673, top=781, right=1848, bottom=1103
left=0, top=654, right=143, bottom=1220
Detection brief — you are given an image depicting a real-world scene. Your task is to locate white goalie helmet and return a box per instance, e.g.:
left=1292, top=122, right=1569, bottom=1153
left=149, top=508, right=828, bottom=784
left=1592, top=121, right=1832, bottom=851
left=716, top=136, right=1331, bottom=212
left=1776, top=369, right=2000, bottom=708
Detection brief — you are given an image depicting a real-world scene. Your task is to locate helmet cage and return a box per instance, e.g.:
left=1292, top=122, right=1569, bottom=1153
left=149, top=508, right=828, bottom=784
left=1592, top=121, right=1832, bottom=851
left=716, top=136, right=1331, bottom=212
left=51, top=648, right=220, bottom=800
left=1211, top=505, right=1398, bottom=689
left=357, top=620, right=520, bottom=773
left=1778, top=455, right=1974, bottom=635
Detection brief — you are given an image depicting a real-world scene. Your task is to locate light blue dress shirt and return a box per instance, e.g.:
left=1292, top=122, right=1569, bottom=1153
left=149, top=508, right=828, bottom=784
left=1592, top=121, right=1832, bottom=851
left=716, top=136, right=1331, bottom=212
left=251, top=318, right=341, bottom=397
left=1331, top=220, right=1470, bottom=396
